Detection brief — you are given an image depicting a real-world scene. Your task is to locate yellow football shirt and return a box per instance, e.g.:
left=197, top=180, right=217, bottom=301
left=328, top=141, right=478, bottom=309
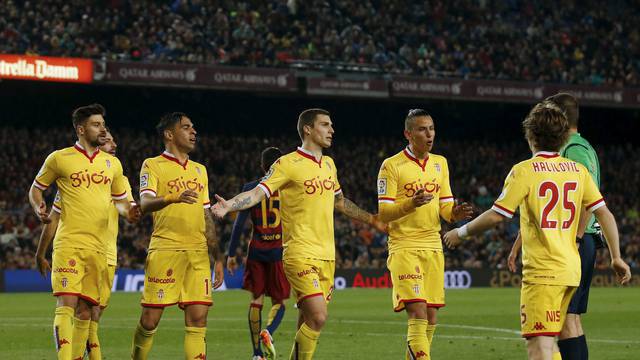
left=258, top=147, right=341, bottom=260
left=492, top=151, right=605, bottom=286
left=54, top=178, right=136, bottom=265
left=33, top=143, right=128, bottom=253
left=139, top=151, right=211, bottom=251
left=377, top=147, right=455, bottom=252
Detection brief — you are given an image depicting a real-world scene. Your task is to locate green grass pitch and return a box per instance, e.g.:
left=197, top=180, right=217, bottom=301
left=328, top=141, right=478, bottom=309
left=1, top=287, right=637, bottom=359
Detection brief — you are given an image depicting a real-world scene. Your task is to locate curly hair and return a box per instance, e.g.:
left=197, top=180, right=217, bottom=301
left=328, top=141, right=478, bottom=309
left=522, top=101, right=570, bottom=152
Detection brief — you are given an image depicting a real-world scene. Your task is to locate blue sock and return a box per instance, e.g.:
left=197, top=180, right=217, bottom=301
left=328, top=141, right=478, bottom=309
left=266, top=303, right=285, bottom=335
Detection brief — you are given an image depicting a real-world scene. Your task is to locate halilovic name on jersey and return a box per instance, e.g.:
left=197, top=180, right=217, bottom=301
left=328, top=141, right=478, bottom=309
left=377, top=147, right=454, bottom=252
left=53, top=177, right=135, bottom=265
left=34, top=143, right=128, bottom=252
left=257, top=147, right=341, bottom=260
left=492, top=152, right=604, bottom=286
left=139, top=151, right=211, bottom=251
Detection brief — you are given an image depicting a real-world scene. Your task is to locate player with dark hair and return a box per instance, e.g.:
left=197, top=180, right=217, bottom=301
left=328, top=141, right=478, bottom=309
left=36, top=129, right=136, bottom=360
left=131, top=112, right=224, bottom=359
left=29, top=104, right=140, bottom=360
left=376, top=109, right=472, bottom=359
left=508, top=93, right=604, bottom=360
left=226, top=146, right=290, bottom=360
left=212, top=108, right=386, bottom=359
left=444, top=101, right=631, bottom=360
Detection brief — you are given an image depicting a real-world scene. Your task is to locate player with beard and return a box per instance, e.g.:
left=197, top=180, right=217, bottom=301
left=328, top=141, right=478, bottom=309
left=131, top=112, right=224, bottom=360
left=36, top=129, right=136, bottom=360
left=29, top=104, right=140, bottom=360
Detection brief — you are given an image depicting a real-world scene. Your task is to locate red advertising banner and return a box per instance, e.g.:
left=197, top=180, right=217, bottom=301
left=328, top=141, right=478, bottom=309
left=306, top=77, right=388, bottom=98
left=104, top=62, right=296, bottom=92
left=391, top=76, right=640, bottom=108
left=0, top=54, right=93, bottom=83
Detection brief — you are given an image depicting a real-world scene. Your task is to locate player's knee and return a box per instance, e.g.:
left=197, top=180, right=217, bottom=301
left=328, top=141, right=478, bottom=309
left=427, top=308, right=438, bottom=324
left=307, top=311, right=327, bottom=329
left=91, top=306, right=102, bottom=322
left=140, top=310, right=162, bottom=331
left=75, top=300, right=92, bottom=320
left=186, top=313, right=207, bottom=327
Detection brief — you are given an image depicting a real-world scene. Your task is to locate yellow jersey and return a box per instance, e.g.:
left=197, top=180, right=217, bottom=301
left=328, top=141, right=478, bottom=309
left=139, top=151, right=211, bottom=251
left=377, top=147, right=455, bottom=253
left=53, top=178, right=135, bottom=265
left=258, top=147, right=341, bottom=260
left=493, top=151, right=605, bottom=286
left=33, top=143, right=129, bottom=253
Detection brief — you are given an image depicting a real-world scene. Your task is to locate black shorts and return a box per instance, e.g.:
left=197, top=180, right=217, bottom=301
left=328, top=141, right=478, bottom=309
left=567, top=234, right=597, bottom=314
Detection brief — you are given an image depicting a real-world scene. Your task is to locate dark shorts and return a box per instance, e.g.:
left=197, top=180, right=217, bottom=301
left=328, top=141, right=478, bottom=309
left=567, top=234, right=596, bottom=314
left=243, top=259, right=291, bottom=302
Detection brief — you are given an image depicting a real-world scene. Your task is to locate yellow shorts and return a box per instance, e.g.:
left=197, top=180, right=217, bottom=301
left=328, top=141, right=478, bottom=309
left=99, top=264, right=116, bottom=308
left=51, top=247, right=106, bottom=306
left=387, top=249, right=445, bottom=312
left=283, top=258, right=335, bottom=305
left=141, top=250, right=212, bottom=308
left=520, top=282, right=577, bottom=338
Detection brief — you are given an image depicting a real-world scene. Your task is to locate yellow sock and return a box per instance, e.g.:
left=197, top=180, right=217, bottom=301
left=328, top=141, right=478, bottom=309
left=553, top=351, right=562, bottom=360
left=407, top=319, right=430, bottom=360
left=87, top=320, right=101, bottom=360
left=54, top=306, right=74, bottom=360
left=131, top=322, right=157, bottom=360
left=185, top=326, right=207, bottom=359
left=426, top=324, right=436, bottom=345
left=289, top=323, right=320, bottom=360
left=72, top=317, right=91, bottom=359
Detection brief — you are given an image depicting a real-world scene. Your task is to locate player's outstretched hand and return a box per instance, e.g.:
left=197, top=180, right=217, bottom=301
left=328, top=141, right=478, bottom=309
left=127, top=203, right=142, bottom=223
left=35, top=201, right=51, bottom=224
left=371, top=214, right=389, bottom=233
left=412, top=189, right=433, bottom=207
left=211, top=194, right=230, bottom=219
left=507, top=250, right=518, bottom=273
left=226, top=256, right=238, bottom=276
left=36, top=255, right=51, bottom=277
left=451, top=201, right=474, bottom=222
left=443, top=229, right=462, bottom=249
left=213, top=260, right=224, bottom=289
left=611, top=258, right=632, bottom=285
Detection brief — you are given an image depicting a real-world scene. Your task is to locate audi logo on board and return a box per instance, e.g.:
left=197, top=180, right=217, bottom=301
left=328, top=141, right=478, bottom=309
left=444, top=270, right=472, bottom=289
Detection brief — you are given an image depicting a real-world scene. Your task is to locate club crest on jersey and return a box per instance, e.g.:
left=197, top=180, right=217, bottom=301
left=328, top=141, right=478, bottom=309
left=413, top=284, right=420, bottom=295
left=312, top=279, right=320, bottom=289
left=140, top=174, right=148, bottom=188
left=377, top=178, right=387, bottom=195
left=105, top=159, right=111, bottom=168
left=157, top=289, right=164, bottom=300
left=434, top=163, right=441, bottom=172
left=61, top=277, right=68, bottom=288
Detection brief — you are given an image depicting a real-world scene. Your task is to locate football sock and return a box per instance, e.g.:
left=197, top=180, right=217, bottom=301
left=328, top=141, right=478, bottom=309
left=578, top=335, right=588, bottom=360
left=249, top=303, right=263, bottom=356
left=131, top=322, right=156, bottom=360
left=558, top=337, right=580, bottom=360
left=71, top=317, right=91, bottom=359
left=289, top=323, right=320, bottom=360
left=553, top=351, right=563, bottom=360
left=53, top=306, right=74, bottom=360
left=184, top=326, right=207, bottom=359
left=426, top=324, right=437, bottom=345
left=86, top=320, right=101, bottom=360
left=407, top=319, right=430, bottom=360
left=266, top=303, right=285, bottom=335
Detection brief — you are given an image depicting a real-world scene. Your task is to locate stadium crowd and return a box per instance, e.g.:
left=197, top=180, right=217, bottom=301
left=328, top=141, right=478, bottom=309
left=1, top=0, right=639, bottom=86
left=1, top=127, right=638, bottom=271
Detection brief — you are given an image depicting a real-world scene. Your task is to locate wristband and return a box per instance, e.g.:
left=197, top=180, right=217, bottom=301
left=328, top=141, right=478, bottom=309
left=457, top=224, right=470, bottom=240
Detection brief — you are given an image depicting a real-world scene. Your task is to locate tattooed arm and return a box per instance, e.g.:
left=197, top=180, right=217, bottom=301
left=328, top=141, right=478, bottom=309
left=335, top=192, right=387, bottom=232
left=211, top=186, right=265, bottom=219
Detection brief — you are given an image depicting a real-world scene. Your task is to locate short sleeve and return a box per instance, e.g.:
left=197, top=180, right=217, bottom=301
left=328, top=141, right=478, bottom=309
left=110, top=158, right=128, bottom=200
left=33, top=152, right=59, bottom=190
left=438, top=158, right=454, bottom=204
left=258, top=158, right=289, bottom=198
left=52, top=191, right=62, bottom=213
left=332, top=159, right=342, bottom=195
left=582, top=171, right=605, bottom=212
left=492, top=166, right=529, bottom=218
left=140, top=159, right=159, bottom=197
left=202, top=166, right=211, bottom=209
left=124, top=177, right=135, bottom=204
left=377, top=159, right=397, bottom=204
